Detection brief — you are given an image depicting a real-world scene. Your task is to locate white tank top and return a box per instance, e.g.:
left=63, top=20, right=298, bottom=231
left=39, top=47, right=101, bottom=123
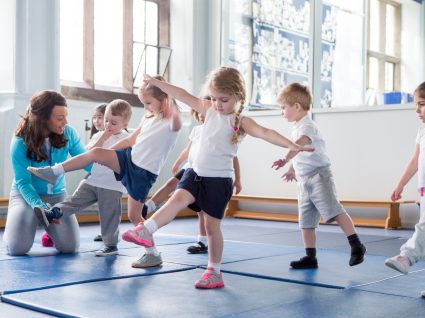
left=192, top=107, right=243, bottom=178
left=131, top=115, right=179, bottom=175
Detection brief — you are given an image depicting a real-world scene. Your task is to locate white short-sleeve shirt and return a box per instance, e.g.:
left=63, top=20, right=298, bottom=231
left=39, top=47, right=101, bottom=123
left=85, top=131, right=129, bottom=192
left=291, top=114, right=331, bottom=177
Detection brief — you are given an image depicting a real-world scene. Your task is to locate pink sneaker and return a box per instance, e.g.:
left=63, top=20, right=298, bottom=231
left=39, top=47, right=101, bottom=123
left=195, top=268, right=224, bottom=289
left=121, top=222, right=154, bottom=247
left=41, top=232, right=54, bottom=247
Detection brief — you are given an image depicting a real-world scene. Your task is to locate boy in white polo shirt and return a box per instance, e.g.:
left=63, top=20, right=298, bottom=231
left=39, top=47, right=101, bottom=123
left=272, top=83, right=366, bottom=269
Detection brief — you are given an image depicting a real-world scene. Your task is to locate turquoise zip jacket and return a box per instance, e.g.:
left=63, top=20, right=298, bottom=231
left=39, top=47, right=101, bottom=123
left=10, top=125, right=90, bottom=209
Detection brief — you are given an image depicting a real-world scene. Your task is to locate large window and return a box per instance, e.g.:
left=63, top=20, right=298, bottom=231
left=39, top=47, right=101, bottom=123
left=222, top=0, right=424, bottom=109
left=367, top=0, right=401, bottom=101
left=60, top=0, right=171, bottom=105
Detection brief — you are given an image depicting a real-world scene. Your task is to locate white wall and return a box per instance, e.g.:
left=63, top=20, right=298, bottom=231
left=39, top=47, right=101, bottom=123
left=237, top=106, right=420, bottom=227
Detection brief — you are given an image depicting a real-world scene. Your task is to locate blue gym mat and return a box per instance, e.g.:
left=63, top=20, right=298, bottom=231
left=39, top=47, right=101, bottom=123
left=0, top=232, right=197, bottom=261
left=235, top=231, right=397, bottom=249
left=354, top=268, right=425, bottom=298
left=0, top=251, right=194, bottom=294
left=3, top=269, right=425, bottom=318
left=354, top=237, right=408, bottom=256
left=221, top=249, right=419, bottom=289
left=0, top=300, right=50, bottom=318
left=120, top=240, right=303, bottom=266
left=220, top=288, right=425, bottom=318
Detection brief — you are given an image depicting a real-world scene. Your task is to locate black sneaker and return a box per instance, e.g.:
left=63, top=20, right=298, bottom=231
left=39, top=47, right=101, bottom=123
left=187, top=242, right=208, bottom=254
left=93, top=234, right=103, bottom=242
left=349, top=244, right=366, bottom=266
left=141, top=204, right=148, bottom=219
left=290, top=256, right=318, bottom=269
left=34, top=206, right=62, bottom=230
left=95, top=245, right=118, bottom=257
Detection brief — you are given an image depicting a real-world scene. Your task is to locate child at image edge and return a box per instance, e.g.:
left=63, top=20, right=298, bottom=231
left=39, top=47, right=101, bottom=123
left=121, top=67, right=314, bottom=289
left=384, top=81, right=425, bottom=298
left=272, top=83, right=366, bottom=269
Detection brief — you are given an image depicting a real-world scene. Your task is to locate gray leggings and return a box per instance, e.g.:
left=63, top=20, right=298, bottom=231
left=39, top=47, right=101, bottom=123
left=3, top=189, right=80, bottom=256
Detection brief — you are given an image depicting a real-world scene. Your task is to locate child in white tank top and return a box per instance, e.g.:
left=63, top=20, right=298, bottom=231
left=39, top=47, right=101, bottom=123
left=121, top=67, right=314, bottom=289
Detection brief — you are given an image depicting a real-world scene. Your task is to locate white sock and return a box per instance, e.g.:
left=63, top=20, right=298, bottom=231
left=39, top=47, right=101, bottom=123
left=208, top=262, right=221, bottom=273
left=144, top=219, right=158, bottom=234
left=51, top=164, right=65, bottom=176
left=198, top=235, right=208, bottom=246
left=145, top=246, right=160, bottom=256
left=145, top=199, right=157, bottom=213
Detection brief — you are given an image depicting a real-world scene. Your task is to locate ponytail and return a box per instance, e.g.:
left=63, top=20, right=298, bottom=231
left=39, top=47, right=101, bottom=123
left=231, top=102, right=245, bottom=144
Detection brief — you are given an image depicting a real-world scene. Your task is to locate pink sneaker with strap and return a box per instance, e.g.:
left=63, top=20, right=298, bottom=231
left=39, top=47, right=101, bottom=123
left=121, top=222, right=154, bottom=247
left=195, top=267, right=224, bottom=289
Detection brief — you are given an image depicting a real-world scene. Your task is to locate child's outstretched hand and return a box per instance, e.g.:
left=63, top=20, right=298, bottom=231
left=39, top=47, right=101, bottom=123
left=282, top=169, right=297, bottom=182
left=391, top=186, right=403, bottom=201
left=272, top=158, right=288, bottom=170
left=142, top=74, right=155, bottom=86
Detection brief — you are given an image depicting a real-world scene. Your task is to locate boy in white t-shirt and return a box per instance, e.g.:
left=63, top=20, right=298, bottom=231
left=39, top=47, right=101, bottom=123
left=272, top=83, right=366, bottom=269
left=384, top=82, right=425, bottom=298
left=35, top=100, right=132, bottom=256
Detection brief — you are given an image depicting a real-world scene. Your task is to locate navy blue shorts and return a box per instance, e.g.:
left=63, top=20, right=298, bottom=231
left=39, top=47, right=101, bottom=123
left=176, top=168, right=233, bottom=219
left=114, top=148, right=157, bottom=202
left=174, top=169, right=201, bottom=212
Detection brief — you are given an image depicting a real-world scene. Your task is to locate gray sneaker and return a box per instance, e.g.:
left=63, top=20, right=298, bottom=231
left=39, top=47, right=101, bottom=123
left=27, top=166, right=58, bottom=184
left=385, top=255, right=410, bottom=274
left=132, top=253, right=162, bottom=268
left=95, top=245, right=118, bottom=257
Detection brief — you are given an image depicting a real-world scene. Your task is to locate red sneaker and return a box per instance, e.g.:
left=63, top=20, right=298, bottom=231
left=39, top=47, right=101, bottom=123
left=41, top=232, right=54, bottom=247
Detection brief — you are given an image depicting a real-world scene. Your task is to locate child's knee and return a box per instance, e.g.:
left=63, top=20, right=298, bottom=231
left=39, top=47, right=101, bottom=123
left=5, top=240, right=31, bottom=256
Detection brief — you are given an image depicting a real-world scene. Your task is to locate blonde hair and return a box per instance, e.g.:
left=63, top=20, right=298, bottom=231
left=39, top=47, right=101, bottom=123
left=207, top=67, right=246, bottom=144
left=138, top=75, right=178, bottom=119
left=105, top=99, right=132, bottom=122
left=277, top=83, right=312, bottom=111
left=415, top=82, right=425, bottom=99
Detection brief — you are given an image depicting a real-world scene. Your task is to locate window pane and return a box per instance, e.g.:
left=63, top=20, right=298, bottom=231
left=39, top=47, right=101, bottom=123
left=133, top=44, right=159, bottom=87
left=321, top=5, right=364, bottom=107
left=60, top=0, right=83, bottom=82
left=369, top=0, right=380, bottom=52
left=250, top=0, right=310, bottom=109
left=134, top=0, right=158, bottom=46
left=221, top=0, right=252, bottom=103
left=368, top=57, right=379, bottom=91
left=324, top=0, right=364, bottom=14
left=385, top=4, right=395, bottom=55
left=94, top=0, right=123, bottom=87
left=385, top=62, right=394, bottom=91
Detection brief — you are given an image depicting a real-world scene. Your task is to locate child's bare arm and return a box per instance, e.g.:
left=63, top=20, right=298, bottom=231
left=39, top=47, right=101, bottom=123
left=110, top=126, right=141, bottom=150
left=233, top=156, right=242, bottom=194
left=143, top=75, right=207, bottom=116
left=87, top=130, right=113, bottom=150
left=272, top=135, right=311, bottom=170
left=391, top=144, right=419, bottom=201
left=171, top=141, right=192, bottom=174
left=241, top=117, right=314, bottom=152
left=170, top=103, right=182, bottom=132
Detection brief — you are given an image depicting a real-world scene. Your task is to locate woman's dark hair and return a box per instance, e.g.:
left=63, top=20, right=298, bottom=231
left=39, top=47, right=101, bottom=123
left=90, top=103, right=107, bottom=138
left=15, top=90, right=68, bottom=162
